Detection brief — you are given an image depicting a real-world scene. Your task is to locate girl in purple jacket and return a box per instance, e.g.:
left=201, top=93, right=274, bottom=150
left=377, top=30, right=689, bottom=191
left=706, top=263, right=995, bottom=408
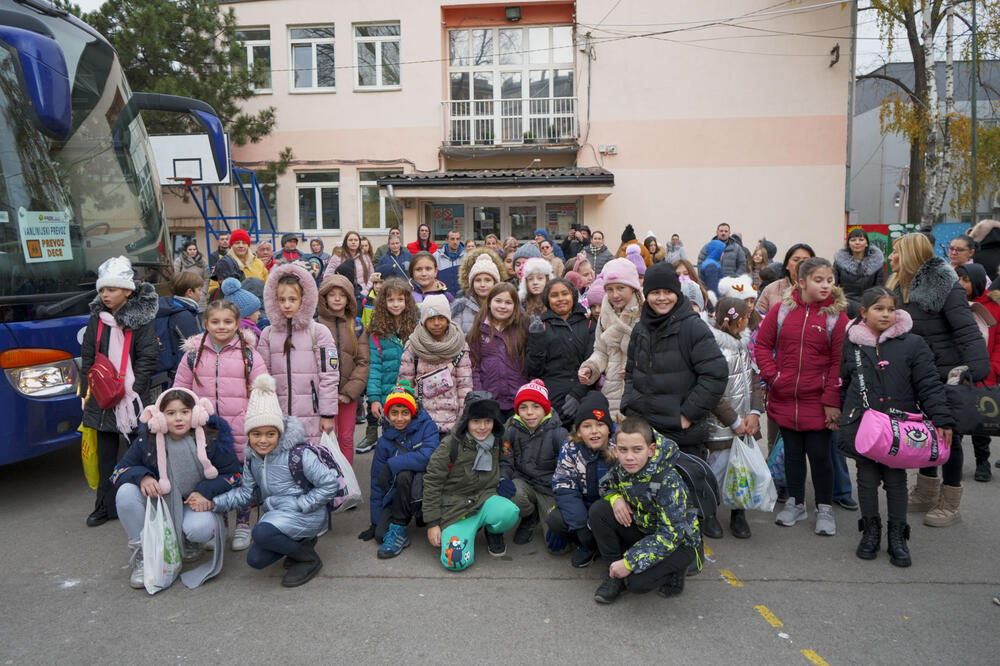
left=467, top=283, right=529, bottom=421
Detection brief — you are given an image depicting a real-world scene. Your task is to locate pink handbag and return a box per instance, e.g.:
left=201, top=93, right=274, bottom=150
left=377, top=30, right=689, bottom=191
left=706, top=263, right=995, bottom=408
left=852, top=348, right=948, bottom=469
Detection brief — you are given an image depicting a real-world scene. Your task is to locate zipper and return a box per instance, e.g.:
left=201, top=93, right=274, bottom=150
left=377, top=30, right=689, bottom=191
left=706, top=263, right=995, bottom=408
left=286, top=348, right=293, bottom=414
left=215, top=349, right=221, bottom=406
left=792, top=303, right=810, bottom=430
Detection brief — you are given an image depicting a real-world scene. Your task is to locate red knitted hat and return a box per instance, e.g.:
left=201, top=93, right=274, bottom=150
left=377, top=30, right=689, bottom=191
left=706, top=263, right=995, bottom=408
left=230, top=228, right=252, bottom=246
left=514, top=379, right=550, bottom=415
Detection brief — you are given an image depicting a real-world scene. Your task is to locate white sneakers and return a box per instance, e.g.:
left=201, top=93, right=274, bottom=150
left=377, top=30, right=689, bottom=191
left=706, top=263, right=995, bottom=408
left=775, top=499, right=807, bottom=526
left=232, top=524, right=252, bottom=551
left=774, top=499, right=837, bottom=536
left=128, top=541, right=144, bottom=589
left=814, top=504, right=837, bottom=536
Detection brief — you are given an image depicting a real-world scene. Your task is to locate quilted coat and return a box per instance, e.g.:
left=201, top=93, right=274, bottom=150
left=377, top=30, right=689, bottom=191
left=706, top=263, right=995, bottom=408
left=470, top=320, right=528, bottom=411
left=579, top=292, right=643, bottom=421
left=397, top=340, right=473, bottom=433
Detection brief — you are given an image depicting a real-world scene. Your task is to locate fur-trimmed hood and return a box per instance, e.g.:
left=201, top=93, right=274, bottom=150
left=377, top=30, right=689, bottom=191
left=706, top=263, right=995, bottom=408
left=180, top=327, right=257, bottom=354
left=780, top=284, right=846, bottom=315
left=847, top=309, right=913, bottom=346
left=458, top=247, right=507, bottom=294
left=318, top=274, right=358, bottom=319
left=834, top=246, right=885, bottom=277
left=901, top=256, right=957, bottom=313
left=267, top=415, right=308, bottom=454
left=262, top=262, right=319, bottom=332
left=88, top=281, right=158, bottom=329
left=969, top=218, right=1000, bottom=244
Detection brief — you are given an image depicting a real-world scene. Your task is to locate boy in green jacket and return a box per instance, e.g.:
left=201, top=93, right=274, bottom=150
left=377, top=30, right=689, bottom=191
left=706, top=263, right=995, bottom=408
left=423, top=392, right=520, bottom=570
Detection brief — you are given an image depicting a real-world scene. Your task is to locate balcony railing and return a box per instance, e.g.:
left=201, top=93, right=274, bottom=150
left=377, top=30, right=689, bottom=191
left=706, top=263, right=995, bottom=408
left=441, top=97, right=578, bottom=147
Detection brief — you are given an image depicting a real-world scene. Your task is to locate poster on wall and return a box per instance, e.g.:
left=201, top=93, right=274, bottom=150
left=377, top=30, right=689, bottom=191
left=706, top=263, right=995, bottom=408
left=431, top=204, right=464, bottom=237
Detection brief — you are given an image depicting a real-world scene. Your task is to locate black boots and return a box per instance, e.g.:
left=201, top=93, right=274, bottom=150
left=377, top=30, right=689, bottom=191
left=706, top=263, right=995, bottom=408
left=594, top=576, right=626, bottom=604
left=701, top=513, right=724, bottom=539
left=856, top=516, right=881, bottom=560
left=730, top=509, right=751, bottom=539
left=657, top=570, right=686, bottom=598
left=513, top=512, right=539, bottom=545
left=282, top=537, right=322, bottom=587
left=886, top=520, right=911, bottom=568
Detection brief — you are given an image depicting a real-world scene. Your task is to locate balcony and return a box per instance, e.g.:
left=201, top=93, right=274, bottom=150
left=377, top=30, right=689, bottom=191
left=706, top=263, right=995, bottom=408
left=441, top=97, right=578, bottom=155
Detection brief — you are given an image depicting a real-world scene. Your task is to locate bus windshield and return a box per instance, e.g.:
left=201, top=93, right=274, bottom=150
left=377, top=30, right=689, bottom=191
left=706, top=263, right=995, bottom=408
left=0, top=27, right=167, bottom=319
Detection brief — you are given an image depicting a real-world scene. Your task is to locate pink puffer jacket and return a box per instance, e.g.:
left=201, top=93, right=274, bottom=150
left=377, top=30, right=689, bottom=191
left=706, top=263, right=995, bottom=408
left=172, top=328, right=266, bottom=461
left=259, top=263, right=339, bottom=444
left=397, top=342, right=473, bottom=433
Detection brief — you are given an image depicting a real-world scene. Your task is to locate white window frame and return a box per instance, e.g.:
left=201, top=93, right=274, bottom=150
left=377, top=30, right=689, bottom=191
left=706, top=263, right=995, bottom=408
left=353, top=22, right=401, bottom=91
left=236, top=27, right=272, bottom=94
left=359, top=170, right=403, bottom=231
left=295, top=172, right=340, bottom=232
left=289, top=26, right=336, bottom=93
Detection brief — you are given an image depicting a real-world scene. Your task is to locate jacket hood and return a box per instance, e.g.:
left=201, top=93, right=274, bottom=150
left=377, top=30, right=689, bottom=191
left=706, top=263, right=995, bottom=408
left=274, top=415, right=308, bottom=454
left=969, top=218, right=1000, bottom=244
left=957, top=262, right=987, bottom=299
left=834, top=246, right=885, bottom=276
left=262, top=262, right=319, bottom=332
left=711, top=325, right=752, bottom=353
left=318, top=274, right=358, bottom=319
left=704, top=239, right=726, bottom=262
left=89, top=281, right=158, bottom=329
left=311, top=238, right=325, bottom=252
left=156, top=295, right=195, bottom=317
left=180, top=327, right=257, bottom=354
left=847, top=308, right=913, bottom=346
left=458, top=247, right=507, bottom=294
left=382, top=407, right=435, bottom=440
left=904, top=256, right=957, bottom=313
left=534, top=229, right=552, bottom=243
left=451, top=297, right=480, bottom=319
left=781, top=284, right=846, bottom=316
left=416, top=280, right=449, bottom=295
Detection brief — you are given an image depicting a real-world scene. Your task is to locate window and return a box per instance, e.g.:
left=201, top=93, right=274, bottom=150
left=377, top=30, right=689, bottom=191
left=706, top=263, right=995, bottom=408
left=296, top=172, right=339, bottom=230
left=235, top=28, right=271, bottom=92
left=354, top=23, right=400, bottom=89
left=290, top=26, right=336, bottom=91
left=359, top=170, right=402, bottom=230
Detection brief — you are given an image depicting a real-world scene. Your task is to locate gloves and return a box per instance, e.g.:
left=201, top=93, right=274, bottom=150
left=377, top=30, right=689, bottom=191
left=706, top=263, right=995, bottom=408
left=358, top=524, right=377, bottom=541
left=378, top=465, right=394, bottom=492
left=545, top=530, right=568, bottom=552
left=528, top=315, right=545, bottom=335
left=562, top=394, right=580, bottom=420
left=497, top=478, right=517, bottom=499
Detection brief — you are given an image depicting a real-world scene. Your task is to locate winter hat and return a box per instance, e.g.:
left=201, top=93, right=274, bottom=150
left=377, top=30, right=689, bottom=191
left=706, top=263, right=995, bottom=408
left=625, top=244, right=647, bottom=277
left=241, top=277, right=265, bottom=304
left=385, top=380, right=418, bottom=417
left=571, top=254, right=588, bottom=274
left=564, top=270, right=585, bottom=292
left=139, top=387, right=218, bottom=495
left=717, top=275, right=758, bottom=300
left=281, top=233, right=299, bottom=246
left=600, top=257, right=641, bottom=292
left=515, top=379, right=551, bottom=415
left=212, top=254, right=242, bottom=283
left=96, top=256, right=136, bottom=291
left=244, top=374, right=285, bottom=435
left=221, top=277, right=262, bottom=318
left=586, top=274, right=606, bottom=307
left=621, top=224, right=637, bottom=243
left=229, top=228, right=252, bottom=246
left=679, top=276, right=703, bottom=308
left=512, top=243, right=541, bottom=264
left=335, top=256, right=356, bottom=284
left=643, top=230, right=657, bottom=241
left=705, top=239, right=726, bottom=262
left=420, top=293, right=452, bottom=325
left=464, top=390, right=503, bottom=427
left=519, top=257, right=554, bottom=301
left=956, top=263, right=988, bottom=299
left=468, top=253, right=501, bottom=284
left=643, top=261, right=682, bottom=297
left=573, top=391, right=614, bottom=432
left=760, top=238, right=777, bottom=261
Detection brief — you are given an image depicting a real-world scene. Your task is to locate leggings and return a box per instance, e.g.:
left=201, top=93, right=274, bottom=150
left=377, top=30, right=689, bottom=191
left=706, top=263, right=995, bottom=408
left=439, top=495, right=520, bottom=571
left=855, top=458, right=907, bottom=522
left=246, top=522, right=302, bottom=569
left=116, top=483, right=216, bottom=543
left=96, top=430, right=125, bottom=517
left=333, top=399, right=357, bottom=465
left=920, top=435, right=963, bottom=487
left=782, top=428, right=834, bottom=505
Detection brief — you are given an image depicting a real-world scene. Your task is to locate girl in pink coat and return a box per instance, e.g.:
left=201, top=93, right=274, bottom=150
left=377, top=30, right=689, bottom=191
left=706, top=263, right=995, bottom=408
left=258, top=263, right=339, bottom=445
left=173, top=298, right=267, bottom=549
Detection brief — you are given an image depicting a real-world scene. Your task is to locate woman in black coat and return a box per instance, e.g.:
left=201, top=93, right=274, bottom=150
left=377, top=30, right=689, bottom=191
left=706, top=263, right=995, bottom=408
left=526, top=278, right=596, bottom=427
left=834, top=229, right=885, bottom=318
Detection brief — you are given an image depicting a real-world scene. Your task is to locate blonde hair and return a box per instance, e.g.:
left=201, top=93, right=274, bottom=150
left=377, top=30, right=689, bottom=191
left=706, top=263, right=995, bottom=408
left=885, top=233, right=933, bottom=303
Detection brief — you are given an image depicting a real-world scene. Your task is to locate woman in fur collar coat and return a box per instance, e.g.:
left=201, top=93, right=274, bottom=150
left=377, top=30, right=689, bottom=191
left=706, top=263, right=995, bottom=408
left=834, top=229, right=885, bottom=319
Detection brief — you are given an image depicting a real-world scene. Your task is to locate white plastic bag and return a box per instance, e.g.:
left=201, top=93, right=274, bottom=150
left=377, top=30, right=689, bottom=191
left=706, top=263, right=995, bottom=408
left=142, top=497, right=181, bottom=594
left=723, top=436, right=777, bottom=512
left=321, top=431, right=363, bottom=513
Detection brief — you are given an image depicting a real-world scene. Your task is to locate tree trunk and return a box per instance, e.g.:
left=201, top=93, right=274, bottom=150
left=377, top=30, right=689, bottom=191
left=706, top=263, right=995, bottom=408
left=931, top=2, right=955, bottom=219
left=921, top=1, right=942, bottom=227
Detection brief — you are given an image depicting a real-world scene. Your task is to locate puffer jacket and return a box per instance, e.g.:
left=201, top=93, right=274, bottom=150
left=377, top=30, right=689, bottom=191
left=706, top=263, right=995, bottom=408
left=500, top=413, right=568, bottom=495
left=833, top=246, right=885, bottom=318
left=754, top=286, right=848, bottom=431
left=398, top=341, right=473, bottom=433
left=258, top=263, right=339, bottom=444
left=323, top=250, right=375, bottom=295
left=470, top=320, right=528, bottom=411
left=79, top=284, right=159, bottom=432
left=599, top=431, right=699, bottom=574
left=375, top=249, right=413, bottom=282
left=434, top=245, right=466, bottom=295
left=705, top=327, right=763, bottom=443
left=422, top=405, right=506, bottom=529
left=227, top=249, right=269, bottom=283
left=697, top=237, right=747, bottom=278
left=621, top=298, right=728, bottom=449
left=212, top=416, right=339, bottom=539
left=974, top=290, right=1000, bottom=385
left=414, top=280, right=454, bottom=304
left=173, top=329, right=266, bottom=460
left=582, top=244, right=614, bottom=274
left=450, top=297, right=481, bottom=335
left=155, top=295, right=201, bottom=381
left=526, top=304, right=595, bottom=424
left=318, top=275, right=371, bottom=402
left=369, top=408, right=440, bottom=525
left=837, top=310, right=954, bottom=460
left=579, top=292, right=643, bottom=420
left=551, top=439, right=610, bottom=531
left=111, top=415, right=242, bottom=498
left=368, top=333, right=406, bottom=406
left=894, top=256, right=989, bottom=382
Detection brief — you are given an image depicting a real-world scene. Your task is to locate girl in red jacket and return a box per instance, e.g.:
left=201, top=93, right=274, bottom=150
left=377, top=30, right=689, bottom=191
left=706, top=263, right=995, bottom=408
left=754, top=257, right=848, bottom=536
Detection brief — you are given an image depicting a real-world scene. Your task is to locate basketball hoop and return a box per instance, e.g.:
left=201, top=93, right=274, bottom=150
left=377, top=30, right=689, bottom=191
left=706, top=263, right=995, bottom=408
left=167, top=177, right=194, bottom=187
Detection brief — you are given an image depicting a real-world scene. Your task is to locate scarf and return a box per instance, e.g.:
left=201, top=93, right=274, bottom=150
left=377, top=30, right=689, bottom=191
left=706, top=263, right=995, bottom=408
left=472, top=433, right=496, bottom=472
left=408, top=321, right=466, bottom=365
left=98, top=310, right=141, bottom=432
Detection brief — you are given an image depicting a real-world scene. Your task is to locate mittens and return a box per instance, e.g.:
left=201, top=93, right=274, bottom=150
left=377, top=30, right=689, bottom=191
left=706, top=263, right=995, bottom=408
left=545, top=530, right=567, bottom=552
left=497, top=478, right=517, bottom=499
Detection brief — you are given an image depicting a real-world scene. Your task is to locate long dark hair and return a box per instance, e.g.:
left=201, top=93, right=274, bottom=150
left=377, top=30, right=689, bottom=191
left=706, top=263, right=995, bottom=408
left=467, top=282, right=527, bottom=371
left=542, top=277, right=579, bottom=312
left=191, top=300, right=252, bottom=397
left=782, top=243, right=815, bottom=280
left=160, top=389, right=196, bottom=410
left=844, top=228, right=870, bottom=251
left=415, top=223, right=433, bottom=252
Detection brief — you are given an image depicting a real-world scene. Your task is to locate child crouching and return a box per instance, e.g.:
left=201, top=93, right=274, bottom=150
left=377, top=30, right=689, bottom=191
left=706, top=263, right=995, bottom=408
left=205, top=375, right=341, bottom=587
left=422, top=392, right=521, bottom=570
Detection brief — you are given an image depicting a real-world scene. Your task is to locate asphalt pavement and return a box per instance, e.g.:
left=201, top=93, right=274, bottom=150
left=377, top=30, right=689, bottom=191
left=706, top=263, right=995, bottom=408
left=1, top=428, right=997, bottom=665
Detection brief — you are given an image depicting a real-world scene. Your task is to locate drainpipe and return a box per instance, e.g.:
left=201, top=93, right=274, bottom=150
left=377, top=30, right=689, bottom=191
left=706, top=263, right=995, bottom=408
left=385, top=184, right=405, bottom=231
left=844, top=0, right=858, bottom=221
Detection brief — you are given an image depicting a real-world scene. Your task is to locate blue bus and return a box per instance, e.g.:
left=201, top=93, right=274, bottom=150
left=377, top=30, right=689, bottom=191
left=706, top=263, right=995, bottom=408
left=0, top=0, right=227, bottom=465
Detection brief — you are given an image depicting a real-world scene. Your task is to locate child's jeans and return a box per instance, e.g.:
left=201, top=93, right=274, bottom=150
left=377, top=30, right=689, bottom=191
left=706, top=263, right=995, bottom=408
left=855, top=457, right=907, bottom=522
left=830, top=431, right=855, bottom=502
left=511, top=479, right=556, bottom=524
left=116, top=483, right=215, bottom=544
left=440, top=495, right=520, bottom=571
left=334, top=399, right=357, bottom=465
left=246, top=522, right=303, bottom=569
left=388, top=471, right=425, bottom=526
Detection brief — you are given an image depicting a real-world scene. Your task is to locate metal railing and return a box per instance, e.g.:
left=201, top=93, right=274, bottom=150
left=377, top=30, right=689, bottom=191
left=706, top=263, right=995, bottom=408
left=441, top=97, right=578, bottom=146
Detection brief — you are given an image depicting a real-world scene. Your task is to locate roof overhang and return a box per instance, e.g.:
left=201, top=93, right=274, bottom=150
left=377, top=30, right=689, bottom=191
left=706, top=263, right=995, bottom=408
left=378, top=168, right=614, bottom=200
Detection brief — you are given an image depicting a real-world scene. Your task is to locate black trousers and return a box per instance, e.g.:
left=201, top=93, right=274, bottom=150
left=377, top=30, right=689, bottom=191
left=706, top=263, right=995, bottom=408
left=589, top=500, right=695, bottom=594
left=388, top=470, right=425, bottom=526
left=782, top=428, right=833, bottom=505
left=920, top=435, right=963, bottom=487
left=855, top=457, right=907, bottom=522
left=972, top=434, right=991, bottom=464
left=95, top=430, right=124, bottom=517
left=546, top=506, right=597, bottom=551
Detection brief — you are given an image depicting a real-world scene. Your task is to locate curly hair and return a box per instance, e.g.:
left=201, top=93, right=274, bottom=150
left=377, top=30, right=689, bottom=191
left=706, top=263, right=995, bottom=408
left=466, top=282, right=527, bottom=372
left=368, top=277, right=418, bottom=340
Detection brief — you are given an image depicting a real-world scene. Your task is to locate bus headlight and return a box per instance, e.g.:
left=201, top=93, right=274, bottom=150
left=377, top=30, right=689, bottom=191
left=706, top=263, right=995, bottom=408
left=3, top=359, right=79, bottom=397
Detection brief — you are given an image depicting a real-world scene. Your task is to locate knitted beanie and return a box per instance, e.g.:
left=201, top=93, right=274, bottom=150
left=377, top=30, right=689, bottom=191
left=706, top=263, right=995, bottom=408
left=586, top=274, right=606, bottom=308
left=139, top=387, right=219, bottom=495
left=512, top=243, right=541, bottom=263
left=644, top=261, right=682, bottom=297
left=515, top=379, right=551, bottom=415
left=573, top=391, right=614, bottom=432
left=468, top=253, right=500, bottom=284
left=519, top=257, right=554, bottom=302
left=621, top=224, right=637, bottom=243
left=281, top=232, right=299, bottom=246
left=385, top=380, right=418, bottom=416
left=600, top=257, right=641, bottom=292
left=420, top=293, right=452, bottom=325
left=243, top=374, right=285, bottom=435
left=221, top=277, right=262, bottom=318
left=96, top=256, right=136, bottom=291
left=241, top=277, right=265, bottom=303
left=643, top=230, right=657, bottom=241
left=625, top=244, right=647, bottom=277
left=679, top=276, right=703, bottom=308
left=229, top=228, right=252, bottom=246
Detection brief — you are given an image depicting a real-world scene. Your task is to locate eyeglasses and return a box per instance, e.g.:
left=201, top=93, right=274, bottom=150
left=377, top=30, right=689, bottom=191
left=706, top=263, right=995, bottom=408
left=948, top=246, right=970, bottom=253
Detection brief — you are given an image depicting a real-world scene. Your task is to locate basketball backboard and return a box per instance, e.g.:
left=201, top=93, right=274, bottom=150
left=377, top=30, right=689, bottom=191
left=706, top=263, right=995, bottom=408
left=150, top=133, right=232, bottom=185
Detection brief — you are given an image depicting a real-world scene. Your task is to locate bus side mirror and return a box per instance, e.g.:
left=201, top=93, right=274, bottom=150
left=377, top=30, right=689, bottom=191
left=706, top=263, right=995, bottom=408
left=0, top=25, right=71, bottom=139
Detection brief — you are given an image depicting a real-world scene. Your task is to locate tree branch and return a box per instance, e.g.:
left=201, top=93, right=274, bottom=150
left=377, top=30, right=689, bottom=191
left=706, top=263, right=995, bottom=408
left=857, top=72, right=920, bottom=104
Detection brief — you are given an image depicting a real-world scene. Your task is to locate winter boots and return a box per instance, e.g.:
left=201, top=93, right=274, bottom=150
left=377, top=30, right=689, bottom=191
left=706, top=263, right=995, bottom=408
left=701, top=513, right=724, bottom=539
left=856, top=516, right=882, bottom=560
left=128, top=540, right=144, bottom=589
left=729, top=509, right=751, bottom=539
left=282, top=537, right=322, bottom=587
left=907, top=473, right=941, bottom=512
left=356, top=425, right=379, bottom=454
left=923, top=484, right=963, bottom=527
left=513, top=512, right=539, bottom=545
left=856, top=517, right=911, bottom=566
left=886, top=520, right=911, bottom=567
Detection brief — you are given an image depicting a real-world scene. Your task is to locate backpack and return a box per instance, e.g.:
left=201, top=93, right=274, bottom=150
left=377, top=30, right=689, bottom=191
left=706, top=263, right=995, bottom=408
left=287, top=443, right=351, bottom=517
left=153, top=308, right=184, bottom=377
left=649, top=450, right=720, bottom=521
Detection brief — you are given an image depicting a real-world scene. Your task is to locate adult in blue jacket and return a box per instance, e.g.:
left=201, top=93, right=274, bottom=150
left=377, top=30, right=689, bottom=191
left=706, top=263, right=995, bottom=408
left=435, top=229, right=467, bottom=295
left=375, top=233, right=413, bottom=282
left=535, top=228, right=565, bottom=260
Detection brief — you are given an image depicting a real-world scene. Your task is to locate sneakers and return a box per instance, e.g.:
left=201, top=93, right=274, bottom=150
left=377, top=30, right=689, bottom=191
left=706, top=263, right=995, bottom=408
left=513, top=513, right=538, bottom=545
left=377, top=523, right=410, bottom=559
left=834, top=496, right=859, bottom=511
left=86, top=507, right=110, bottom=528
left=231, top=523, right=252, bottom=551
left=128, top=541, right=144, bottom=589
left=729, top=509, right=751, bottom=539
left=594, top=576, right=626, bottom=604
left=815, top=504, right=836, bottom=536
left=975, top=460, right=993, bottom=482
left=486, top=530, right=507, bottom=557
left=657, top=571, right=686, bottom=598
left=775, top=499, right=807, bottom=526
left=571, top=546, right=598, bottom=568
left=856, top=516, right=881, bottom=560
left=701, top=514, right=724, bottom=539
left=355, top=425, right=379, bottom=454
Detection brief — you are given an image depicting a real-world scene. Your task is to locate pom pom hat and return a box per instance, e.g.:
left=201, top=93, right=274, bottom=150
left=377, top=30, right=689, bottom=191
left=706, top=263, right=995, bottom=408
left=243, top=374, right=285, bottom=435
left=385, top=380, right=418, bottom=416
left=221, top=277, right=262, bottom=318
left=515, top=379, right=551, bottom=415
left=139, top=388, right=218, bottom=495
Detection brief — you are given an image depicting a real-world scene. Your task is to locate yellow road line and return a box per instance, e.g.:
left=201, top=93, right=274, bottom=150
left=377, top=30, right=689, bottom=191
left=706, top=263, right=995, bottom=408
left=719, top=568, right=743, bottom=588
left=801, top=649, right=830, bottom=666
left=704, top=545, right=714, bottom=557
left=754, top=604, right=784, bottom=628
